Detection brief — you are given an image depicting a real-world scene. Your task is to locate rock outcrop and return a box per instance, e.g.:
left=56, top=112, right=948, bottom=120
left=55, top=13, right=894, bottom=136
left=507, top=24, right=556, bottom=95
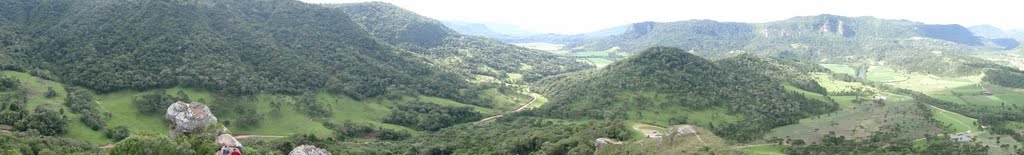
left=165, top=101, right=218, bottom=136
left=593, top=138, right=622, bottom=149
left=289, top=145, right=331, bottom=155
left=667, top=125, right=698, bottom=135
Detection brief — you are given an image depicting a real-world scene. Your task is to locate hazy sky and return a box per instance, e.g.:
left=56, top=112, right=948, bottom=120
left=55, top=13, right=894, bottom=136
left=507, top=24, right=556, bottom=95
left=302, top=0, right=1023, bottom=35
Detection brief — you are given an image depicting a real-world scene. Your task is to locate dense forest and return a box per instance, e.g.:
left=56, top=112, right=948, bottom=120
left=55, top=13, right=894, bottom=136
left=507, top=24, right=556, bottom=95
left=0, top=0, right=488, bottom=104
left=533, top=47, right=837, bottom=142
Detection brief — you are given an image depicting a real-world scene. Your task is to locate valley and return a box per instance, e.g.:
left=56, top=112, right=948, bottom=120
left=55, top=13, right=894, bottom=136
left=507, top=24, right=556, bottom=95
left=1, top=0, right=1023, bottom=154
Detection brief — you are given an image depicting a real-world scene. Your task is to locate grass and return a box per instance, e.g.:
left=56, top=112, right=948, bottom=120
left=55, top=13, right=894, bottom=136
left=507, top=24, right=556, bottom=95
left=864, top=66, right=909, bottom=82
left=585, top=58, right=614, bottom=67
left=599, top=91, right=745, bottom=128
left=783, top=83, right=830, bottom=103
left=766, top=93, right=943, bottom=143
left=527, top=93, right=547, bottom=109
left=737, top=144, right=786, bottom=155
left=0, top=70, right=531, bottom=144
left=821, top=64, right=856, bottom=75
left=929, top=106, right=979, bottom=133
left=1, top=71, right=111, bottom=144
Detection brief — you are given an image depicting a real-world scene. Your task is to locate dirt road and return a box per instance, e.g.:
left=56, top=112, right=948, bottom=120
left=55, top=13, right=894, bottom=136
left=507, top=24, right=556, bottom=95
left=477, top=94, right=538, bottom=122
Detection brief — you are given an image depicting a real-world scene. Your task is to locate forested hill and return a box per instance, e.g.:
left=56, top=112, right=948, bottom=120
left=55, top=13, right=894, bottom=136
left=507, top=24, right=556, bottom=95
left=0, top=0, right=476, bottom=101
left=574, top=15, right=991, bottom=56
left=335, top=2, right=592, bottom=81
left=533, top=47, right=837, bottom=141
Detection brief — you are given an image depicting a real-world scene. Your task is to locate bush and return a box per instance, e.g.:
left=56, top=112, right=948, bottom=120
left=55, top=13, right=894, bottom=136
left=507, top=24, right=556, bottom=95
left=111, top=133, right=193, bottom=155
left=15, top=104, right=68, bottom=136
left=104, top=126, right=131, bottom=142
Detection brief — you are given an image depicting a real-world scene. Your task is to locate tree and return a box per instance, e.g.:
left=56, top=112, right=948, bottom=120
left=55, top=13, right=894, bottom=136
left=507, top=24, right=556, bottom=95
left=176, top=90, right=190, bottom=102
left=44, top=87, right=57, bottom=98
left=15, top=104, right=69, bottom=136
left=105, top=126, right=132, bottom=142
left=133, top=89, right=174, bottom=115
left=111, top=133, right=192, bottom=155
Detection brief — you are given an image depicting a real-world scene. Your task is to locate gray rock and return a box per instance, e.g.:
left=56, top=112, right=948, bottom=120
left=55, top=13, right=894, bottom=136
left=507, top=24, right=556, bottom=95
left=289, top=145, right=331, bottom=155
left=165, top=101, right=218, bottom=134
left=668, top=125, right=698, bottom=135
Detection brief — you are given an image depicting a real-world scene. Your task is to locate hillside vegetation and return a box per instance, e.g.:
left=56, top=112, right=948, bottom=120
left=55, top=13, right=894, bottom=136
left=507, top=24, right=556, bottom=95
left=533, top=47, right=838, bottom=141
left=335, top=2, right=592, bottom=81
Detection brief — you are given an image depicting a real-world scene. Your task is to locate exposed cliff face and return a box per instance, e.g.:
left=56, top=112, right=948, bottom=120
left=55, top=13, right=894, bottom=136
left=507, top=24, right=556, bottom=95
left=817, top=15, right=856, bottom=37
left=621, top=21, right=657, bottom=39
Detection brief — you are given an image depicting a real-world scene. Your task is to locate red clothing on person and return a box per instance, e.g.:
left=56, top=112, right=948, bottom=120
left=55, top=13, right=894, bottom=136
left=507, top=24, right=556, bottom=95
left=231, top=151, right=241, bottom=155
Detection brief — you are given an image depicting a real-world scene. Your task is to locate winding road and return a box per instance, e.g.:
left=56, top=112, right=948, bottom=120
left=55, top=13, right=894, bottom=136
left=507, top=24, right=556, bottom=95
left=477, top=94, right=538, bottom=122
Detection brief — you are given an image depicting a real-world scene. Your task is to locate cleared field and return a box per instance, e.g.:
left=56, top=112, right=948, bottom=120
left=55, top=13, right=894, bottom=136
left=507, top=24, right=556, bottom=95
left=596, top=125, right=732, bottom=155
left=864, top=66, right=909, bottom=82
left=766, top=94, right=943, bottom=143
left=585, top=58, right=615, bottom=67
left=821, top=64, right=856, bottom=75
left=512, top=42, right=569, bottom=54
left=737, top=144, right=786, bottom=155
left=617, top=91, right=744, bottom=128
left=783, top=83, right=830, bottom=103
left=810, top=73, right=871, bottom=94
left=929, top=105, right=978, bottom=133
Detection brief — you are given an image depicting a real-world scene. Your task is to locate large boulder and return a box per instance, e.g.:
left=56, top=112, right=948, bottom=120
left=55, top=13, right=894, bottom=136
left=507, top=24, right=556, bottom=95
left=165, top=101, right=218, bottom=135
left=289, top=145, right=331, bottom=155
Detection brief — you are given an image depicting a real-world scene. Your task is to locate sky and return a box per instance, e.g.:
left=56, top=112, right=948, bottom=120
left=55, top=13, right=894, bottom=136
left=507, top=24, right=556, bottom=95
left=302, top=0, right=1024, bottom=35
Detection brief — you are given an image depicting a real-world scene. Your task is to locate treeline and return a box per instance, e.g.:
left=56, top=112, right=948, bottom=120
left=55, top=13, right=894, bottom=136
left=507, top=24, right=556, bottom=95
left=322, top=121, right=410, bottom=141
left=533, top=47, right=837, bottom=142
left=245, top=117, right=631, bottom=154
left=0, top=131, right=100, bottom=154
left=983, top=68, right=1024, bottom=88
left=786, top=130, right=990, bottom=154
left=383, top=102, right=480, bottom=131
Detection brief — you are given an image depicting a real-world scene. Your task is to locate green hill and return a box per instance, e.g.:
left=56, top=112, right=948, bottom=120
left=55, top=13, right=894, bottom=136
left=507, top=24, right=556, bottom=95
left=533, top=47, right=837, bottom=141
left=0, top=0, right=481, bottom=103
left=0, top=0, right=533, bottom=147
left=335, top=2, right=592, bottom=81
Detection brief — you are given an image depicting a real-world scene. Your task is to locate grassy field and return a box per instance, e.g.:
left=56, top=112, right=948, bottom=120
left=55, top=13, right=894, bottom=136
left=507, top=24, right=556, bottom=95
left=512, top=42, right=569, bottom=54
left=821, top=64, right=856, bottom=75
left=929, top=106, right=978, bottom=133
left=783, top=83, right=830, bottom=103
left=595, top=125, right=733, bottom=155
left=766, top=93, right=943, bottom=143
left=612, top=91, right=744, bottom=128
left=0, top=71, right=112, bottom=144
left=0, top=70, right=528, bottom=145
left=736, top=144, right=786, bottom=155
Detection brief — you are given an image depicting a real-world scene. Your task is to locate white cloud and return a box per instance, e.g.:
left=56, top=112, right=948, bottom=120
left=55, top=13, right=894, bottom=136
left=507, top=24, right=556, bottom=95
left=303, top=0, right=1024, bottom=34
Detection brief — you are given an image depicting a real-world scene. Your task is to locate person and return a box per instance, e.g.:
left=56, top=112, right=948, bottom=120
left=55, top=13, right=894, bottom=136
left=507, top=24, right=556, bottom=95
left=221, top=146, right=231, bottom=155
left=230, top=148, right=242, bottom=155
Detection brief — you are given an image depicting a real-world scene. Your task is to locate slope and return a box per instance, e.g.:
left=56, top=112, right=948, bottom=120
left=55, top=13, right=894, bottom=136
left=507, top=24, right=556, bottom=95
left=335, top=2, right=592, bottom=82
left=533, top=47, right=837, bottom=142
left=0, top=0, right=485, bottom=104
